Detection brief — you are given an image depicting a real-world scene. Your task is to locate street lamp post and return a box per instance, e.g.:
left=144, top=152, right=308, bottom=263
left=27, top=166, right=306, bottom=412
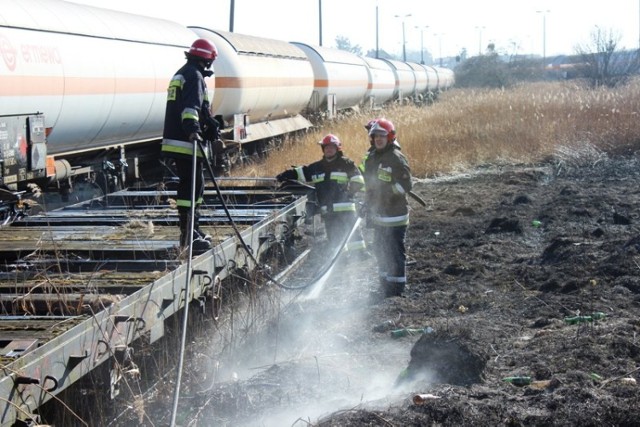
left=536, top=10, right=550, bottom=66
left=375, top=4, right=379, bottom=58
left=394, top=14, right=412, bottom=61
left=415, top=25, right=429, bottom=64
left=318, top=0, right=323, bottom=46
left=475, top=26, right=486, bottom=55
left=433, top=32, right=444, bottom=66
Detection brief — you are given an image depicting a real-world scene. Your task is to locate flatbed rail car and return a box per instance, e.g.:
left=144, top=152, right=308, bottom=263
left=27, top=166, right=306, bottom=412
left=0, top=182, right=307, bottom=426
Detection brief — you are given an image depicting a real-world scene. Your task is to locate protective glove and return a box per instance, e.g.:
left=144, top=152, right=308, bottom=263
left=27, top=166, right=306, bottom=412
left=207, top=116, right=221, bottom=130
left=276, top=170, right=296, bottom=182
left=203, top=117, right=221, bottom=141
left=189, top=132, right=203, bottom=143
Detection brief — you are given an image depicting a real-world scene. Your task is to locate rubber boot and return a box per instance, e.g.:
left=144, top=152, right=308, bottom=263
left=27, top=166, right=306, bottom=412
left=194, top=210, right=213, bottom=242
left=179, top=211, right=212, bottom=254
left=383, top=279, right=405, bottom=298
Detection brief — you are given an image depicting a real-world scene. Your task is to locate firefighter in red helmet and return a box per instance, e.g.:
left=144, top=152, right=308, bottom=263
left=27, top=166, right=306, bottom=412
left=276, top=134, right=366, bottom=255
left=361, top=119, right=412, bottom=297
left=359, top=117, right=401, bottom=175
left=162, top=38, right=222, bottom=254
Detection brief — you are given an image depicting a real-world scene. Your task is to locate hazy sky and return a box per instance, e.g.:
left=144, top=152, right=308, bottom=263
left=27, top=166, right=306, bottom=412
left=68, top=0, right=639, bottom=59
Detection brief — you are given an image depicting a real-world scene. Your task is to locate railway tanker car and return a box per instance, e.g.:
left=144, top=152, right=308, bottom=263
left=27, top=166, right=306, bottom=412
left=0, top=0, right=196, bottom=192
left=189, top=27, right=315, bottom=144
left=361, top=57, right=397, bottom=108
left=291, top=42, right=370, bottom=118
left=0, top=0, right=454, bottom=200
left=433, top=65, right=455, bottom=90
left=382, top=58, right=417, bottom=102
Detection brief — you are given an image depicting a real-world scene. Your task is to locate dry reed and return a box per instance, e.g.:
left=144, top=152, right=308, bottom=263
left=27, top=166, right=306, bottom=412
left=232, top=79, right=640, bottom=178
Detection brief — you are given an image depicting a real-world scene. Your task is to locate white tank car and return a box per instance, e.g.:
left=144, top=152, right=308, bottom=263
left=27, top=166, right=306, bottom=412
left=291, top=42, right=369, bottom=116
left=407, top=62, right=429, bottom=99
left=361, top=57, right=396, bottom=108
left=433, top=66, right=455, bottom=90
left=190, top=28, right=314, bottom=143
left=424, top=65, right=440, bottom=92
left=0, top=0, right=196, bottom=156
left=381, top=59, right=417, bottom=103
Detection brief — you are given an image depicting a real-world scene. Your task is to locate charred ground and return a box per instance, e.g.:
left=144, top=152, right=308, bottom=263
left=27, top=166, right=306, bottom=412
left=107, top=152, right=640, bottom=426
left=314, top=152, right=640, bottom=426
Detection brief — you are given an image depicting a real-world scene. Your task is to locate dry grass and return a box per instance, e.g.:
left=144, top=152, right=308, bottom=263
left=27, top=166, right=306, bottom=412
left=232, top=79, right=640, bottom=178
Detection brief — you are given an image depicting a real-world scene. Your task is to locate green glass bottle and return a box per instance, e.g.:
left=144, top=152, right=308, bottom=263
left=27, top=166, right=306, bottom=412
left=564, top=312, right=606, bottom=324
left=502, top=376, right=532, bottom=386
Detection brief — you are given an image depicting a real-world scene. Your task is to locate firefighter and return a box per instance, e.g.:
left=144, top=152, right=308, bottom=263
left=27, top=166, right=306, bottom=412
left=276, top=134, right=366, bottom=254
left=361, top=119, right=412, bottom=297
left=360, top=118, right=402, bottom=173
left=161, top=38, right=221, bottom=253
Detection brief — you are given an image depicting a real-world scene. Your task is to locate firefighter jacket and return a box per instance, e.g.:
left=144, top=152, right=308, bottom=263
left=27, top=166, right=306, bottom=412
left=161, top=60, right=213, bottom=160
left=279, top=154, right=365, bottom=215
left=362, top=143, right=412, bottom=227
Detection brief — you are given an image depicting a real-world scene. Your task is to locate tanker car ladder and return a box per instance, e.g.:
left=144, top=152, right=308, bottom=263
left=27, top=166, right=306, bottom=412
left=0, top=181, right=308, bottom=426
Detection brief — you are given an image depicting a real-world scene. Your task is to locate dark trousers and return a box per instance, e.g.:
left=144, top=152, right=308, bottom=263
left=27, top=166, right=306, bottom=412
left=175, top=157, right=204, bottom=211
left=323, top=211, right=361, bottom=249
left=372, top=225, right=407, bottom=282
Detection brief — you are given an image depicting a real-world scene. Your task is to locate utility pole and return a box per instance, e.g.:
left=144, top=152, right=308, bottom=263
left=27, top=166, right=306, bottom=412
left=394, top=14, right=412, bottom=61
left=416, top=26, right=429, bottom=64
left=318, top=0, right=323, bottom=46
left=536, top=10, right=550, bottom=67
left=375, top=4, right=379, bottom=58
left=475, top=26, right=486, bottom=55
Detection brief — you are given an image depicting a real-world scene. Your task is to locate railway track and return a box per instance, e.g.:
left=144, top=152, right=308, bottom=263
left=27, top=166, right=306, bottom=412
left=0, top=180, right=307, bottom=426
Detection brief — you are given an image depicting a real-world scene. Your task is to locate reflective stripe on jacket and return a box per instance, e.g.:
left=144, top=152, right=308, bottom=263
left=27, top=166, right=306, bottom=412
left=363, top=143, right=412, bottom=226
left=161, top=60, right=212, bottom=159
left=289, top=154, right=363, bottom=214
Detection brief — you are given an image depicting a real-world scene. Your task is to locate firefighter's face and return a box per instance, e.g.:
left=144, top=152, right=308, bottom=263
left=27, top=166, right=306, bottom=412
left=372, top=133, right=388, bottom=150
left=323, top=144, right=338, bottom=158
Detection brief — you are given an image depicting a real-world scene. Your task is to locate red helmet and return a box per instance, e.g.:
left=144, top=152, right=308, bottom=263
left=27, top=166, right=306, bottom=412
left=319, top=134, right=342, bottom=151
left=368, top=118, right=396, bottom=143
left=364, top=118, right=378, bottom=131
left=187, top=38, right=218, bottom=61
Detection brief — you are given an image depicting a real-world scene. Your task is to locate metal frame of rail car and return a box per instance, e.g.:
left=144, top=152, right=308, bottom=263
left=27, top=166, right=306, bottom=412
left=0, top=196, right=306, bottom=426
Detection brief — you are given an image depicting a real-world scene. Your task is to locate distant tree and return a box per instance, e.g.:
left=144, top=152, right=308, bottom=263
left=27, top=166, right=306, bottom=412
left=454, top=55, right=509, bottom=88
left=457, top=48, right=468, bottom=63
left=365, top=48, right=393, bottom=60
left=455, top=54, right=543, bottom=88
left=335, top=36, right=363, bottom=55
left=575, top=27, right=640, bottom=88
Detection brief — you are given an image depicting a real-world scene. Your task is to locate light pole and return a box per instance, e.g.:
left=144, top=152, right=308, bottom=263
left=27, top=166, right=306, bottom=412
left=318, top=0, right=323, bottom=46
left=415, top=25, right=429, bottom=64
left=475, top=26, right=486, bottom=55
left=536, top=10, right=550, bottom=66
left=394, top=14, right=412, bottom=61
left=375, top=3, right=379, bottom=58
left=433, top=32, right=444, bottom=66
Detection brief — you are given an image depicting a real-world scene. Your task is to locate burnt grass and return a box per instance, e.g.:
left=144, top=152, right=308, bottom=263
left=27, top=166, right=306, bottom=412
left=339, top=154, right=640, bottom=426
left=177, top=153, right=640, bottom=426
